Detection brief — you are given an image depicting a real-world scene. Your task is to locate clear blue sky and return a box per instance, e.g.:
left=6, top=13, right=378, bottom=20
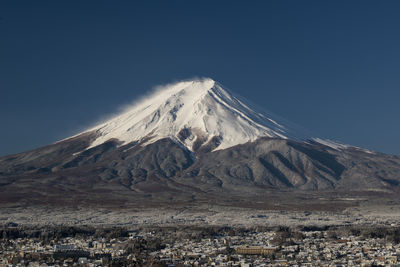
left=1, top=1, right=399, bottom=156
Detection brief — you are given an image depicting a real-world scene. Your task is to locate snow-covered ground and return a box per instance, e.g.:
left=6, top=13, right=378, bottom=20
left=1, top=204, right=400, bottom=227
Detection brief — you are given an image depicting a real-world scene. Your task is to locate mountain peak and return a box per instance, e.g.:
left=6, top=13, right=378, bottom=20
left=84, top=79, right=309, bottom=151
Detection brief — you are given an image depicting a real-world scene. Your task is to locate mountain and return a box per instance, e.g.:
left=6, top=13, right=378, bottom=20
left=85, top=78, right=308, bottom=151
left=0, top=78, right=399, bottom=206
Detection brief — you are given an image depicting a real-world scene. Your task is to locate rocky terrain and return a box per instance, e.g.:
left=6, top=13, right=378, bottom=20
left=0, top=132, right=399, bottom=207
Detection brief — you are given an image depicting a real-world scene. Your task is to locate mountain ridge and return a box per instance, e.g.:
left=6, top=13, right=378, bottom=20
left=0, top=78, right=399, bottom=207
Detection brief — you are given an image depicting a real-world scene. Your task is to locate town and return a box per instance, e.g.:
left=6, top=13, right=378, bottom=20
left=2, top=224, right=400, bottom=266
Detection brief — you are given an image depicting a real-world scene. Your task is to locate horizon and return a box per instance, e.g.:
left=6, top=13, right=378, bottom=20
left=1, top=1, right=400, bottom=156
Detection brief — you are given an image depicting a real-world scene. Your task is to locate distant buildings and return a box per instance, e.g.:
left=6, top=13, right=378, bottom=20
left=2, top=226, right=400, bottom=266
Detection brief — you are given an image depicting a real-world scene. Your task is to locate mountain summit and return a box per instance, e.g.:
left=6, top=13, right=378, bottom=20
left=86, top=78, right=308, bottom=151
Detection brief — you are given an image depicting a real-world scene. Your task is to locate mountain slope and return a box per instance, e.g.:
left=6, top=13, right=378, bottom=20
left=84, top=78, right=309, bottom=151
left=1, top=134, right=399, bottom=206
left=0, top=78, right=399, bottom=206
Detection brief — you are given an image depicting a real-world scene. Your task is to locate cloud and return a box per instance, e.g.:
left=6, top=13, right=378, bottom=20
left=70, top=77, right=212, bottom=136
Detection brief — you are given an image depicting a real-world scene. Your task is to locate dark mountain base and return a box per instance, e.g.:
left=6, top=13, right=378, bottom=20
left=0, top=133, right=399, bottom=211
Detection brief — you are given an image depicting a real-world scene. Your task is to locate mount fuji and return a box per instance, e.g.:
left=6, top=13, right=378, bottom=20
left=85, top=78, right=305, bottom=151
left=0, top=78, right=399, bottom=206
left=73, top=78, right=345, bottom=153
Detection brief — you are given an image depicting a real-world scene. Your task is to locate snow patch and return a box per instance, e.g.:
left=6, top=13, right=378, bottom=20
left=312, top=138, right=349, bottom=150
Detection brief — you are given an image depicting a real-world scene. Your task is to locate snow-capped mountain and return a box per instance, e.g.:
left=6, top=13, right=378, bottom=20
left=85, top=78, right=309, bottom=151
left=1, top=78, right=399, bottom=207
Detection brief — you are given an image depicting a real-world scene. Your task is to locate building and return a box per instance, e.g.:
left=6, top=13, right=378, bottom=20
left=235, top=246, right=277, bottom=255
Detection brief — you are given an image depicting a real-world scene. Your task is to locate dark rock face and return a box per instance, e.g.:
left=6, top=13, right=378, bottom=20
left=0, top=133, right=400, bottom=205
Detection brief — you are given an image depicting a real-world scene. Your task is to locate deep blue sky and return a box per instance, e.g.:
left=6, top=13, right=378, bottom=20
left=1, top=1, right=400, bottom=156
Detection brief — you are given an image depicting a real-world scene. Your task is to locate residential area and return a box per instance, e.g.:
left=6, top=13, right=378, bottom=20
left=1, top=224, right=400, bottom=266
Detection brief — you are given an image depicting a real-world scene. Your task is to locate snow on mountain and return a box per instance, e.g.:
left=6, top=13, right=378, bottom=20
left=83, top=78, right=335, bottom=151
left=311, top=138, right=349, bottom=150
